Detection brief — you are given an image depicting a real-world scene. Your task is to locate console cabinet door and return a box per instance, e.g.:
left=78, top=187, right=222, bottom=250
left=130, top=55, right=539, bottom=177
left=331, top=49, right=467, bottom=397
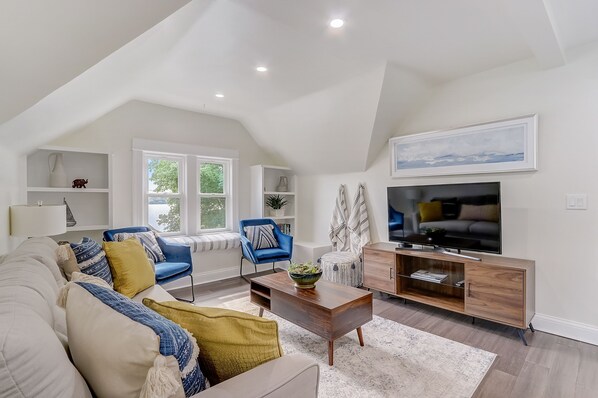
left=363, top=249, right=396, bottom=294
left=465, top=264, right=525, bottom=328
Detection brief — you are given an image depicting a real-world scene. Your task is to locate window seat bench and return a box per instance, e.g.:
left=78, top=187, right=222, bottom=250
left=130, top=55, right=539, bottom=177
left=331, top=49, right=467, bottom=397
left=164, top=232, right=241, bottom=253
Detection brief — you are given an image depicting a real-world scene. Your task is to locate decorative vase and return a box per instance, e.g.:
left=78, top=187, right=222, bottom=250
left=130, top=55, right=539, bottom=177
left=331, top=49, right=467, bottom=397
left=288, top=270, right=323, bottom=289
left=276, top=176, right=288, bottom=192
left=48, top=153, right=68, bottom=188
left=271, top=208, right=285, bottom=217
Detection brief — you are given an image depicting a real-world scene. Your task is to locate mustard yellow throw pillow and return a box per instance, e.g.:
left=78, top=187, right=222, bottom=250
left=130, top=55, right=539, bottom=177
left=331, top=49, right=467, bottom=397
left=103, top=238, right=155, bottom=298
left=143, top=299, right=283, bottom=385
left=418, top=201, right=443, bottom=222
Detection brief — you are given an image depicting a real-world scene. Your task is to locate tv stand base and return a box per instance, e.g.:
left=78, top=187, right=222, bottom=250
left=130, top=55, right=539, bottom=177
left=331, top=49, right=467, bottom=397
left=363, top=243, right=535, bottom=345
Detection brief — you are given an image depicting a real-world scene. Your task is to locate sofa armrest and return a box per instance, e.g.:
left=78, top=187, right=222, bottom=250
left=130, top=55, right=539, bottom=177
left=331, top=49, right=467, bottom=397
left=192, top=354, right=319, bottom=398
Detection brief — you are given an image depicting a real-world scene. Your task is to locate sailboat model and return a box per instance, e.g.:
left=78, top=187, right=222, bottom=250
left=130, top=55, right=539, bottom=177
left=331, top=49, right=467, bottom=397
left=64, top=198, right=77, bottom=227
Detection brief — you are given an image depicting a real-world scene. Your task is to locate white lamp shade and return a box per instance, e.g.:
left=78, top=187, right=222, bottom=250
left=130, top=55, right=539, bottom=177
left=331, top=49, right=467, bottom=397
left=10, top=205, right=67, bottom=237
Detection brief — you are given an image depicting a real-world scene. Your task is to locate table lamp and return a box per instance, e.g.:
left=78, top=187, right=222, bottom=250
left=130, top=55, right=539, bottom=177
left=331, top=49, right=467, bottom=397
left=9, top=204, right=67, bottom=237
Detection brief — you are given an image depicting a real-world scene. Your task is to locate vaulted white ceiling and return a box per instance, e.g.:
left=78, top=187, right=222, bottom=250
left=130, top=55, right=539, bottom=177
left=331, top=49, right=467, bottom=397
left=2, top=0, right=598, bottom=173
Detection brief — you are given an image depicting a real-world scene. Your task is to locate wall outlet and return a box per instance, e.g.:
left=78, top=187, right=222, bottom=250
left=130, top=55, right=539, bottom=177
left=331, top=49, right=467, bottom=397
left=566, top=194, right=587, bottom=210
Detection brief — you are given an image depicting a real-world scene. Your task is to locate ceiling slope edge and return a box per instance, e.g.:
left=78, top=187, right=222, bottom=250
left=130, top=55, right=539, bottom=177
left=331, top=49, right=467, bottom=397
left=364, top=63, right=433, bottom=170
left=0, top=0, right=213, bottom=155
left=242, top=66, right=387, bottom=175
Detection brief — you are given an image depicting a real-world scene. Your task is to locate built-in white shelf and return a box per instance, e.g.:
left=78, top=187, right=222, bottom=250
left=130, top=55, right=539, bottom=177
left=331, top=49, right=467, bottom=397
left=264, top=191, right=295, bottom=195
left=28, top=187, right=110, bottom=193
left=251, top=165, right=297, bottom=236
left=67, top=224, right=110, bottom=232
left=27, top=145, right=113, bottom=241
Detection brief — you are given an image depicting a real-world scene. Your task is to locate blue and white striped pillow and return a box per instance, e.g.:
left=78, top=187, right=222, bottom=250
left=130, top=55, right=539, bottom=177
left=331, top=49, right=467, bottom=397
left=114, top=231, right=166, bottom=263
left=70, top=237, right=113, bottom=286
left=244, top=225, right=279, bottom=249
left=76, top=282, right=208, bottom=396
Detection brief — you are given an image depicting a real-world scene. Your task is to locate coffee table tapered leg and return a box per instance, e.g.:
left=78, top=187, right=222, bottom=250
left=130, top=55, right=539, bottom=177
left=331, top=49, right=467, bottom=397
left=259, top=307, right=264, bottom=317
left=356, top=327, right=364, bottom=346
left=328, top=340, right=334, bottom=366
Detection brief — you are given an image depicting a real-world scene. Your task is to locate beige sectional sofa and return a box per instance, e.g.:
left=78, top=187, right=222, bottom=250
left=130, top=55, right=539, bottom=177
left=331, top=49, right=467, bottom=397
left=0, top=237, right=319, bottom=398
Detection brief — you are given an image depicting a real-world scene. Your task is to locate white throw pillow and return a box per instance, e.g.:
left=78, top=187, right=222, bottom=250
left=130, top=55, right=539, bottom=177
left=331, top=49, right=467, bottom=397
left=64, top=283, right=207, bottom=398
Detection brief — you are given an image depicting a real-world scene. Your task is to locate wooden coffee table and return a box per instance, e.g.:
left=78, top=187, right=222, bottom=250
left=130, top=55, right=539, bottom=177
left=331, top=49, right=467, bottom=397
left=249, top=272, right=373, bottom=366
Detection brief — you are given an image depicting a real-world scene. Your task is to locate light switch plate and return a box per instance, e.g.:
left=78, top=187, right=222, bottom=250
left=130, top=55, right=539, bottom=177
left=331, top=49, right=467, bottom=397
left=566, top=194, right=587, bottom=210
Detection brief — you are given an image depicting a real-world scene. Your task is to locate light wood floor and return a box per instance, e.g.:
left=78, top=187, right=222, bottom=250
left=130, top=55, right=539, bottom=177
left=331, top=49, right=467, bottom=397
left=170, top=274, right=598, bottom=398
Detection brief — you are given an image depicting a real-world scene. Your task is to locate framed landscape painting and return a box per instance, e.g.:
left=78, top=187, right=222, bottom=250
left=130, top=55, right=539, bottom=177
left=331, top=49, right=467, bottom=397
left=390, top=114, right=537, bottom=178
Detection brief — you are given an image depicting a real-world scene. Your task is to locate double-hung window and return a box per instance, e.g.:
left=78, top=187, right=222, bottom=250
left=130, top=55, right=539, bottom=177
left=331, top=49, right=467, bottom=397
left=144, top=155, right=184, bottom=234
left=197, top=158, right=231, bottom=232
left=135, top=139, right=238, bottom=236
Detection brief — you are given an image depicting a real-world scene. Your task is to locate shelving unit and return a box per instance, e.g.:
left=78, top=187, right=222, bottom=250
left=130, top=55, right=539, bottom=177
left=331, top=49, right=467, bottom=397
left=26, top=146, right=113, bottom=241
left=250, top=165, right=297, bottom=235
left=363, top=242, right=535, bottom=344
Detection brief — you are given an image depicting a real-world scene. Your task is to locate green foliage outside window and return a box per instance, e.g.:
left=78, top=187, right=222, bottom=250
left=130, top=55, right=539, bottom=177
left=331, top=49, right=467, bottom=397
left=148, top=159, right=180, bottom=232
left=147, top=160, right=227, bottom=232
left=199, top=163, right=226, bottom=229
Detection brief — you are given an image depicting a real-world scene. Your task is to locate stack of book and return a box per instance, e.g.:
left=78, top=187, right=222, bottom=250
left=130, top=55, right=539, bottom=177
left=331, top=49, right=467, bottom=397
left=410, top=270, right=448, bottom=283
left=277, top=223, right=292, bottom=235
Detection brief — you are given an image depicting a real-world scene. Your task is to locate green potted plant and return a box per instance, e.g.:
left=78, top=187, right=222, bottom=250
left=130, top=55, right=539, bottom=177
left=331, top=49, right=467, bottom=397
left=265, top=194, right=288, bottom=217
left=287, top=262, right=322, bottom=289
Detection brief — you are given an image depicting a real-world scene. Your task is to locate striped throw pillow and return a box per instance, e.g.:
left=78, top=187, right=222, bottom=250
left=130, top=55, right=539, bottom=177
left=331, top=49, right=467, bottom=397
left=113, top=231, right=166, bottom=263
left=70, top=237, right=113, bottom=286
left=243, top=225, right=279, bottom=249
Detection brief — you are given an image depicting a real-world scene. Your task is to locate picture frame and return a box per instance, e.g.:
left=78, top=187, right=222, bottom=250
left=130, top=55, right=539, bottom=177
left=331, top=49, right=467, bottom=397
left=390, top=114, right=538, bottom=178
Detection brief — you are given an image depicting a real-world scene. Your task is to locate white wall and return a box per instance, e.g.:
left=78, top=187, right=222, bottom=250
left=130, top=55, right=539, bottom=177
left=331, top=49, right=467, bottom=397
left=0, top=149, right=25, bottom=254
left=48, top=100, right=275, bottom=276
left=298, top=43, right=598, bottom=342
left=50, top=100, right=275, bottom=227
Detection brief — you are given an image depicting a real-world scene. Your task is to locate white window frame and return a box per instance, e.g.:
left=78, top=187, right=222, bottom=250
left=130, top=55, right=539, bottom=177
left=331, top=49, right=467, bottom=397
left=142, top=153, right=186, bottom=236
left=133, top=139, right=239, bottom=237
left=197, top=157, right=232, bottom=233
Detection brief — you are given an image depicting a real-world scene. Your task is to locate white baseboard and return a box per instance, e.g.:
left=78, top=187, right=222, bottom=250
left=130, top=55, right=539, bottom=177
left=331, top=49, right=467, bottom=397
left=533, top=313, right=598, bottom=346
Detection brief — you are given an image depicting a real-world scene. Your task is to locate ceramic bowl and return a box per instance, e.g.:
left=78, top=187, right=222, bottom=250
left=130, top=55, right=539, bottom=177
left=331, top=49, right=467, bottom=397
left=288, top=270, right=323, bottom=289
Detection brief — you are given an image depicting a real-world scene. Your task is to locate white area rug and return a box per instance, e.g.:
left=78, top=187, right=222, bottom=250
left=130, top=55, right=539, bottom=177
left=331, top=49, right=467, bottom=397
left=221, top=297, right=496, bottom=398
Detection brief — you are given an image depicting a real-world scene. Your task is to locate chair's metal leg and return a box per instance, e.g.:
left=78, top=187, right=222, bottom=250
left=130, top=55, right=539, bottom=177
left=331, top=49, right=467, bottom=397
left=272, top=262, right=276, bottom=272
left=254, top=262, right=257, bottom=274
left=174, top=274, right=195, bottom=303
left=239, top=256, right=244, bottom=277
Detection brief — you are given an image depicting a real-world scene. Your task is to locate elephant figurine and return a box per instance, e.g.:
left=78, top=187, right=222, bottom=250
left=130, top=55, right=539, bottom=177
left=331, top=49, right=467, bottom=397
left=72, top=178, right=88, bottom=188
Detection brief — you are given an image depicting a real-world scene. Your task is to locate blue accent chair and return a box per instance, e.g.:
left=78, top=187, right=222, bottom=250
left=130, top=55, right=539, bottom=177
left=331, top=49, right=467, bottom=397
left=239, top=219, right=293, bottom=280
left=103, top=226, right=195, bottom=302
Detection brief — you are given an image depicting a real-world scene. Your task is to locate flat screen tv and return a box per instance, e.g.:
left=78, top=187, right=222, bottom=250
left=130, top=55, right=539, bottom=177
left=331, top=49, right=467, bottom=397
left=387, top=182, right=501, bottom=254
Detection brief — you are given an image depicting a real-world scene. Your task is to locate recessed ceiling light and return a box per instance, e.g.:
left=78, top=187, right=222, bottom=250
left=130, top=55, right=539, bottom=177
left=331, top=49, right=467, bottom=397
left=330, top=19, right=344, bottom=28
left=256, top=66, right=268, bottom=72
left=215, top=93, right=224, bottom=98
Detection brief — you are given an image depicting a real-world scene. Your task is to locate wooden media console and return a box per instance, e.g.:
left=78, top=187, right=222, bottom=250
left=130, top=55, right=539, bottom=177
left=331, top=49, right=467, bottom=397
left=363, top=243, right=535, bottom=344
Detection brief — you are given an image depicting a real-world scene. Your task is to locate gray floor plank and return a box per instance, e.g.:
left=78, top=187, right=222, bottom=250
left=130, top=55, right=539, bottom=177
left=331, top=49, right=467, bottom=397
left=170, top=276, right=598, bottom=398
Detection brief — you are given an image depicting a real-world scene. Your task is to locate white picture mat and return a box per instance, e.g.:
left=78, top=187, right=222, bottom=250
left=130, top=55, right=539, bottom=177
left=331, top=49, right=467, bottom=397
left=390, top=114, right=538, bottom=177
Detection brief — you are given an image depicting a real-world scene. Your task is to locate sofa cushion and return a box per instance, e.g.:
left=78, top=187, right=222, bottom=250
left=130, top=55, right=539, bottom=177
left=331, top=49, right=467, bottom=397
left=0, top=301, right=91, bottom=398
left=114, top=231, right=166, bottom=263
left=70, top=237, right=113, bottom=286
left=0, top=260, right=67, bottom=344
left=103, top=238, right=155, bottom=298
left=4, top=237, right=65, bottom=287
left=65, top=282, right=207, bottom=398
left=144, top=299, right=283, bottom=386
left=243, top=225, right=279, bottom=249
